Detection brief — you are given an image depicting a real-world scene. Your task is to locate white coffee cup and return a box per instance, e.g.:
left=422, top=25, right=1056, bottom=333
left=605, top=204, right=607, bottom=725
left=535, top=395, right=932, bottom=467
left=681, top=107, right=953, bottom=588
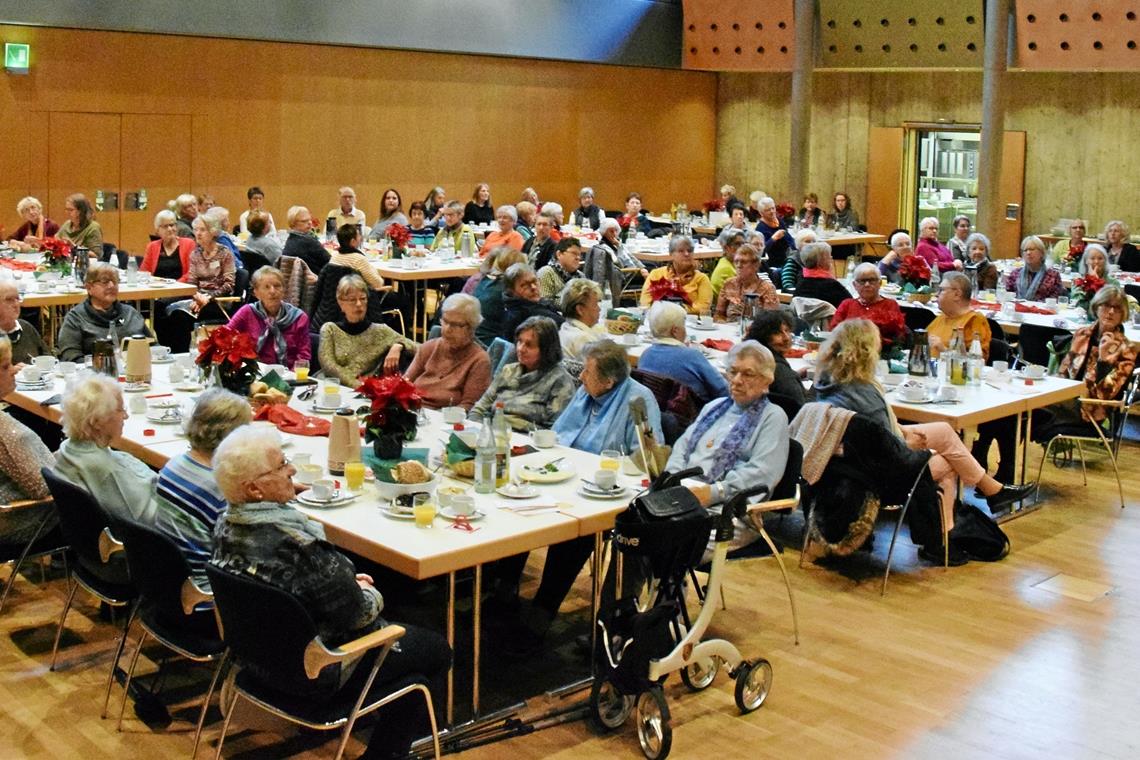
left=128, top=395, right=147, bottom=415
left=291, top=452, right=311, bottom=468
left=168, top=363, right=186, bottom=383
left=18, top=367, right=42, bottom=383
left=534, top=429, right=557, bottom=448
left=593, top=469, right=618, bottom=490
left=34, top=355, right=57, bottom=372
left=938, top=385, right=958, bottom=402
left=621, top=333, right=638, bottom=346
left=442, top=406, right=465, bottom=424
left=1025, top=364, right=1045, bottom=379
left=1044, top=297, right=1058, bottom=310
left=902, top=383, right=926, bottom=402
left=322, top=392, right=342, bottom=409
left=450, top=495, right=475, bottom=516
left=311, top=479, right=335, bottom=500
left=57, top=361, right=77, bottom=376
left=992, top=360, right=1009, bottom=373
left=151, top=345, right=171, bottom=361
left=296, top=463, right=323, bottom=485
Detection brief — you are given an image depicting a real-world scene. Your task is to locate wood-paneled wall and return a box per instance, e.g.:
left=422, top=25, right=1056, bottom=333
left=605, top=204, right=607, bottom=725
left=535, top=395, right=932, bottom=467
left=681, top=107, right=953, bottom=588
left=717, top=69, right=1140, bottom=244
left=0, top=25, right=717, bottom=250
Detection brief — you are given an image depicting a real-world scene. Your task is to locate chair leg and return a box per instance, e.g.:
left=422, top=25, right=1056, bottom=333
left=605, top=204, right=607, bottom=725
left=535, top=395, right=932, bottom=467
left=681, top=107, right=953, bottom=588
left=758, top=525, right=800, bottom=645
left=418, top=683, right=442, bottom=760
left=334, top=645, right=395, bottom=760
left=881, top=510, right=907, bottom=597
left=213, top=687, right=241, bottom=760
left=798, top=503, right=814, bottom=569
left=102, top=604, right=138, bottom=719
left=193, top=653, right=229, bottom=760
left=1075, top=439, right=1088, bottom=485
left=116, top=628, right=148, bottom=730
left=1033, top=440, right=1054, bottom=505
left=50, top=577, right=79, bottom=671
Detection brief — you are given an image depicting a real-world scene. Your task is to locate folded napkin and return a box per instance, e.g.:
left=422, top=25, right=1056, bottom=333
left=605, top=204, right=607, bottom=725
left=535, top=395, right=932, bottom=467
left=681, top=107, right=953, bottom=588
left=0, top=259, right=37, bottom=272
left=445, top=433, right=476, bottom=464
left=784, top=346, right=808, bottom=359
left=1015, top=302, right=1056, bottom=315
left=259, top=369, right=293, bottom=396
left=254, top=404, right=330, bottom=436
left=363, top=447, right=430, bottom=482
left=970, top=300, right=1000, bottom=311
left=701, top=338, right=734, bottom=351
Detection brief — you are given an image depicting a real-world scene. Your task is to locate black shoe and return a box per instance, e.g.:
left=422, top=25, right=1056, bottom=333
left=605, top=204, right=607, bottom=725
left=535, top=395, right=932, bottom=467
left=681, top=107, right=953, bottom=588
left=986, top=482, right=1035, bottom=511
left=918, top=543, right=968, bottom=567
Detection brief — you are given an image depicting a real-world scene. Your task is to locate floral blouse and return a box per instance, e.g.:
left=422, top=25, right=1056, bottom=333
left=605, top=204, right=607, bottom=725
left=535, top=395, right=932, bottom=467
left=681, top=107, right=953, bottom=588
left=715, top=275, right=780, bottom=320
left=1059, top=324, right=1137, bottom=423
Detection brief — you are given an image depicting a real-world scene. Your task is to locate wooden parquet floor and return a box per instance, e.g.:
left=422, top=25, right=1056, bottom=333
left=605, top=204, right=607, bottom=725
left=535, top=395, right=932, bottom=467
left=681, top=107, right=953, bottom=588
left=3, top=441, right=1138, bottom=760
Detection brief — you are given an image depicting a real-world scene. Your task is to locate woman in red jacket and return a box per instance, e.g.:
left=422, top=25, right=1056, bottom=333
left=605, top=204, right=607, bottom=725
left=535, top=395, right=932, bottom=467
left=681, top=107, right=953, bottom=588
left=142, top=209, right=196, bottom=280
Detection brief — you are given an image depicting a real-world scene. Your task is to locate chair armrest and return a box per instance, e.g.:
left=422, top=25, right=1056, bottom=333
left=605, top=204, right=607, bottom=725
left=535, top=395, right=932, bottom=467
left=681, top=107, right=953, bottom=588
left=98, top=526, right=124, bottom=564
left=0, top=497, right=53, bottom=513
left=180, top=578, right=214, bottom=615
left=303, top=623, right=405, bottom=679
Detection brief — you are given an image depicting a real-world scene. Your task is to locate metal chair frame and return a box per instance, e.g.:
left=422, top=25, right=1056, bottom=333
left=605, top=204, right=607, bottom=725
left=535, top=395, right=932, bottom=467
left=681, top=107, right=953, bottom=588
left=0, top=498, right=67, bottom=613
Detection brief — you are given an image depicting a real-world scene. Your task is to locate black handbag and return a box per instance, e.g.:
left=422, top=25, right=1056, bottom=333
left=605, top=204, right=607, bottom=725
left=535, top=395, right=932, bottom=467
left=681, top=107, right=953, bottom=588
left=630, top=485, right=704, bottom=522
left=949, top=502, right=1011, bottom=562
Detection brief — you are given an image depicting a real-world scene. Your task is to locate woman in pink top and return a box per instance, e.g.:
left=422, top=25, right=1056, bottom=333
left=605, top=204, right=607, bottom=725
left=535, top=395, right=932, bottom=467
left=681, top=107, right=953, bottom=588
left=478, top=206, right=525, bottom=256
left=225, top=266, right=311, bottom=368
left=915, top=216, right=963, bottom=274
left=405, top=293, right=491, bottom=410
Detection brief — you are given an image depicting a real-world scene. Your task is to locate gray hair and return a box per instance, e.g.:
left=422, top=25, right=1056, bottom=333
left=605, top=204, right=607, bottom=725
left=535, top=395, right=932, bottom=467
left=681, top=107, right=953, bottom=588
left=496, top=205, right=518, bottom=223
left=212, top=426, right=281, bottom=504
left=193, top=212, right=224, bottom=237
left=338, top=186, right=356, bottom=198
left=153, top=209, right=177, bottom=229
left=441, top=292, right=482, bottom=328
left=720, top=184, right=737, bottom=196
left=1104, top=220, right=1130, bottom=238
left=560, top=278, right=602, bottom=320
left=890, top=231, right=911, bottom=249
left=175, top=193, right=197, bottom=213
left=964, top=232, right=991, bottom=258
left=85, top=261, right=119, bottom=287
left=799, top=241, right=832, bottom=269
left=793, top=228, right=817, bottom=248
left=503, top=262, right=536, bottom=294
left=542, top=202, right=563, bottom=219
left=853, top=262, right=879, bottom=280
left=60, top=372, right=122, bottom=445
left=598, top=217, right=620, bottom=237
left=1090, top=283, right=1128, bottom=314
left=581, top=339, right=630, bottom=386
left=647, top=300, right=687, bottom=338
left=952, top=214, right=971, bottom=229
left=941, top=270, right=972, bottom=300
left=578, top=187, right=594, bottom=199
left=17, top=196, right=42, bottom=216
left=185, top=388, right=252, bottom=454
left=251, top=265, right=284, bottom=289
left=758, top=196, right=776, bottom=211
left=919, top=216, right=940, bottom=232
left=286, top=205, right=309, bottom=228
left=204, top=205, right=230, bottom=225
left=1020, top=235, right=1046, bottom=255
left=725, top=340, right=775, bottom=383
left=1080, top=244, right=1109, bottom=276
left=668, top=236, right=694, bottom=255
left=336, top=273, right=369, bottom=299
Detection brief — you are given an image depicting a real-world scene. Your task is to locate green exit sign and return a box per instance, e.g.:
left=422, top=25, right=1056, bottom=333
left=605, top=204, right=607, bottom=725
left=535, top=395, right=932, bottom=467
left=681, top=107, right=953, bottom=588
left=5, top=43, right=30, bottom=73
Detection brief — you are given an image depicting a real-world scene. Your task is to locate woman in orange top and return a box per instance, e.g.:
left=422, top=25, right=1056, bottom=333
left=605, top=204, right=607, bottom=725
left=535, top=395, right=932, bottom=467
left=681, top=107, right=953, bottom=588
left=478, top=205, right=525, bottom=256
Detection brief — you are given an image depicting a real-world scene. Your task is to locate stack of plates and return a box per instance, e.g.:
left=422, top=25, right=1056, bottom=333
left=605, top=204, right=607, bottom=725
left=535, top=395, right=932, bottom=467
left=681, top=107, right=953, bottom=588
left=297, top=490, right=357, bottom=508
left=578, top=482, right=628, bottom=500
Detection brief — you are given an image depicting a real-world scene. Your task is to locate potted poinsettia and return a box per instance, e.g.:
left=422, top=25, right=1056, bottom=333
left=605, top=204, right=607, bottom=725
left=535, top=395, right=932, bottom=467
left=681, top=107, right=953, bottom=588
left=386, top=223, right=412, bottom=259
left=898, top=256, right=933, bottom=301
left=647, top=277, right=693, bottom=308
left=40, top=237, right=73, bottom=277
left=1071, top=273, right=1106, bottom=316
left=357, top=374, right=423, bottom=459
left=196, top=325, right=260, bottom=396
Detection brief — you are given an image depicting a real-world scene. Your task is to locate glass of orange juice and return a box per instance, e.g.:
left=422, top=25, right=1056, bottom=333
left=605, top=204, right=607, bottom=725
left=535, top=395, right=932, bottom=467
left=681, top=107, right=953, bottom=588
left=344, top=460, right=366, bottom=492
left=413, top=493, right=436, bottom=528
left=600, top=449, right=621, bottom=471
left=294, top=359, right=309, bottom=382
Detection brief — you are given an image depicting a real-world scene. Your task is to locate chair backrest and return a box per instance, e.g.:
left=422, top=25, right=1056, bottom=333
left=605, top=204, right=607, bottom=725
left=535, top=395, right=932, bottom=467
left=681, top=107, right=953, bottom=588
left=242, top=250, right=272, bottom=276
left=630, top=368, right=703, bottom=424
left=486, top=337, right=516, bottom=375
left=115, top=519, right=197, bottom=620
left=985, top=316, right=1007, bottom=342
left=989, top=337, right=1012, bottom=365
left=41, top=468, right=126, bottom=582
left=903, top=305, right=936, bottom=332
left=232, top=266, right=252, bottom=303
left=310, top=263, right=392, bottom=331
left=1016, top=323, right=1072, bottom=367
left=766, top=391, right=803, bottom=422
left=772, top=439, right=803, bottom=502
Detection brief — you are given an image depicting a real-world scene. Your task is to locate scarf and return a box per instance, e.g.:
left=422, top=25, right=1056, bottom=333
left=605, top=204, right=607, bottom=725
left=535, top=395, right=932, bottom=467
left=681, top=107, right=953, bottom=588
left=831, top=207, right=857, bottom=229
left=551, top=260, right=581, bottom=285
left=1016, top=264, right=1047, bottom=300
left=83, top=299, right=126, bottom=331
left=553, top=378, right=638, bottom=454
left=336, top=317, right=371, bottom=336
left=683, top=396, right=770, bottom=483
left=5, top=325, right=21, bottom=344
left=252, top=300, right=303, bottom=362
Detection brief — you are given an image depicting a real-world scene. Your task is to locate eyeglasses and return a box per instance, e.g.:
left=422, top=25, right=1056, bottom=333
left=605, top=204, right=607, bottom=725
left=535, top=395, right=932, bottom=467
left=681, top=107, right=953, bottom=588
left=252, top=455, right=291, bottom=480
left=726, top=367, right=763, bottom=380
left=338, top=295, right=368, bottom=304
left=441, top=317, right=470, bottom=330
left=854, top=278, right=879, bottom=284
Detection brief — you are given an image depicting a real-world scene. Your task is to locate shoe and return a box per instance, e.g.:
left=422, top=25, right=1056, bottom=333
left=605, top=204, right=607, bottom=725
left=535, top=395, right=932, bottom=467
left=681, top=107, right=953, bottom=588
left=918, top=543, right=968, bottom=567
left=985, top=482, right=1035, bottom=511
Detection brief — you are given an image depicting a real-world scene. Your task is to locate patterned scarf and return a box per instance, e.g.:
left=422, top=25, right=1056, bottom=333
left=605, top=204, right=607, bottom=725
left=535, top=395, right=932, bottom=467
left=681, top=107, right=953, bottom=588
left=1016, top=264, right=1047, bottom=300
left=252, top=300, right=303, bottom=363
left=551, top=260, right=581, bottom=285
left=683, top=396, right=770, bottom=483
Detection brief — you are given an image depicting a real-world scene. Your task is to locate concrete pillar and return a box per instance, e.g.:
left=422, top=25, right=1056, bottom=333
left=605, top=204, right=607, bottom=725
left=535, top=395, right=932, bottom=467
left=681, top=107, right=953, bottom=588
left=788, top=0, right=814, bottom=201
left=978, top=0, right=1011, bottom=239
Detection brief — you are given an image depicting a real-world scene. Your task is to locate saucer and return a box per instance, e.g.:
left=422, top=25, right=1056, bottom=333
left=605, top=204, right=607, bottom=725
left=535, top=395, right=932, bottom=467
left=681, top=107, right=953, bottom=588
left=439, top=507, right=486, bottom=521
left=16, top=380, right=52, bottom=391
left=519, top=463, right=576, bottom=483
left=150, top=356, right=175, bottom=364
left=146, top=411, right=183, bottom=424
left=577, top=484, right=629, bottom=500
left=496, top=484, right=539, bottom=499
left=173, top=382, right=204, bottom=392
left=297, top=489, right=357, bottom=507
left=379, top=505, right=416, bottom=520
left=124, top=382, right=152, bottom=393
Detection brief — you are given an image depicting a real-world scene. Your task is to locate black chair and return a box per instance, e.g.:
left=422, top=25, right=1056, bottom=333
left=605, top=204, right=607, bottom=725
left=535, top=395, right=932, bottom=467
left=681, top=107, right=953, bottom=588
left=990, top=337, right=1013, bottom=366
left=40, top=468, right=137, bottom=718
left=240, top=250, right=271, bottom=283
left=985, top=316, right=1007, bottom=343
left=903, top=305, right=936, bottom=332
left=1015, top=323, right=1072, bottom=368
left=101, top=242, right=128, bottom=269
left=113, top=520, right=225, bottom=755
left=205, top=565, right=441, bottom=760
left=0, top=498, right=67, bottom=613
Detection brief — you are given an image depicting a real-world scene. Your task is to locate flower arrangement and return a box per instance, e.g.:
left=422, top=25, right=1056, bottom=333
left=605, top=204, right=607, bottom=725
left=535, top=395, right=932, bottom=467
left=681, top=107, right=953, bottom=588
left=40, top=237, right=73, bottom=275
left=702, top=198, right=725, bottom=214
left=775, top=202, right=796, bottom=225
left=1071, top=273, right=1106, bottom=314
left=356, top=374, right=423, bottom=458
left=647, top=277, right=693, bottom=307
left=1063, top=242, right=1086, bottom=272
left=386, top=223, right=412, bottom=254
left=196, top=325, right=260, bottom=396
left=898, top=255, right=932, bottom=289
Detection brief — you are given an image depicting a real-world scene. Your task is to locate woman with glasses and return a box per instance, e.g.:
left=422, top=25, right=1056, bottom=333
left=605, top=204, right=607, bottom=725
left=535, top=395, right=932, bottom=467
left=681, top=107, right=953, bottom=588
left=830, top=262, right=906, bottom=350
left=1004, top=235, right=1063, bottom=300
left=715, top=243, right=778, bottom=321
left=142, top=209, right=196, bottom=280
left=1051, top=219, right=1087, bottom=267
left=405, top=293, right=491, bottom=410
left=56, top=262, right=151, bottom=363
left=58, top=193, right=103, bottom=255
left=319, top=275, right=416, bottom=386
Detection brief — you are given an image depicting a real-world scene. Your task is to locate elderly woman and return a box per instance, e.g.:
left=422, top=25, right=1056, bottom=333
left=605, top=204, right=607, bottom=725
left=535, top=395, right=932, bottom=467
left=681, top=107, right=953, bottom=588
left=154, top=388, right=251, bottom=585
left=716, top=243, right=778, bottom=321
left=174, top=193, right=198, bottom=238
left=524, top=210, right=559, bottom=270
left=226, top=266, right=311, bottom=368
left=7, top=196, right=59, bottom=251
left=320, top=275, right=416, bottom=386
left=142, top=209, right=196, bottom=280
left=58, top=193, right=103, bottom=255
left=620, top=192, right=650, bottom=236
left=570, top=187, right=603, bottom=230
left=756, top=197, right=793, bottom=269
left=407, top=201, right=436, bottom=247
left=1004, top=235, right=1063, bottom=300
left=793, top=241, right=851, bottom=308
left=203, top=206, right=244, bottom=268
left=478, top=205, right=525, bottom=256
left=830, top=262, right=906, bottom=348
left=515, top=200, right=537, bottom=240
left=368, top=187, right=408, bottom=238
left=472, top=247, right=527, bottom=344
left=243, top=212, right=283, bottom=265
left=558, top=278, right=607, bottom=361
left=210, top=426, right=451, bottom=759
left=947, top=215, right=972, bottom=262
left=720, top=184, right=742, bottom=212
left=927, top=272, right=991, bottom=360
left=639, top=301, right=729, bottom=402
left=54, top=373, right=161, bottom=523
left=158, top=213, right=238, bottom=352
left=281, top=205, right=330, bottom=274
left=406, top=293, right=491, bottom=410
left=585, top=217, right=649, bottom=302
left=1103, top=220, right=1140, bottom=271
left=1, top=280, right=49, bottom=366
left=1051, top=219, right=1088, bottom=267
left=797, top=193, right=823, bottom=228
left=56, top=263, right=151, bottom=363
left=717, top=207, right=758, bottom=248
left=502, top=263, right=563, bottom=340
left=814, top=320, right=1031, bottom=559
left=746, top=309, right=806, bottom=408
left=431, top=201, right=479, bottom=254
left=781, top=228, right=818, bottom=291
left=469, top=316, right=575, bottom=430
left=238, top=186, right=275, bottom=235
left=463, top=183, right=494, bottom=226
left=710, top=230, right=745, bottom=301
left=878, top=231, right=915, bottom=284
left=537, top=237, right=584, bottom=300
left=639, top=236, right=712, bottom=315
left=962, top=232, right=999, bottom=292
left=0, top=336, right=57, bottom=545
left=915, top=217, right=961, bottom=273
left=423, top=186, right=447, bottom=226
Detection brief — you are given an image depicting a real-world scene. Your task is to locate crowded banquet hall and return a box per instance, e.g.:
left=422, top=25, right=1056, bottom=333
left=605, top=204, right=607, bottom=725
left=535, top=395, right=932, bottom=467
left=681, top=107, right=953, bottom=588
left=3, top=2, right=1140, bottom=759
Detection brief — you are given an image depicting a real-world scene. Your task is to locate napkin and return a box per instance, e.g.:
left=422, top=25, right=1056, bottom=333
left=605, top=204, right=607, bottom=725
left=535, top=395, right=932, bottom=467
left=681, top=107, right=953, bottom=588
left=701, top=338, right=734, bottom=351
left=784, top=347, right=808, bottom=359
left=445, top=433, right=476, bottom=465
left=258, top=369, right=293, bottom=396
left=970, top=300, right=1000, bottom=311
left=1015, top=303, right=1056, bottom=315
left=364, top=447, right=430, bottom=483
left=254, top=404, right=330, bottom=436
left=0, top=259, right=37, bottom=272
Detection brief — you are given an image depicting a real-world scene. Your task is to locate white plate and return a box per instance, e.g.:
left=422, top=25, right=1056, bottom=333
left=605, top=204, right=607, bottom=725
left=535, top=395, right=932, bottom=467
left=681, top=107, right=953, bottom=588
left=296, top=490, right=357, bottom=507
left=173, top=382, right=204, bottom=392
left=16, top=381, right=52, bottom=391
left=439, top=507, right=486, bottom=521
left=15, top=374, right=47, bottom=385
left=1012, top=370, right=1047, bottom=381
left=123, top=383, right=152, bottom=393
left=146, top=412, right=183, bottom=424
left=379, top=506, right=415, bottom=520
left=519, top=464, right=576, bottom=483
left=497, top=484, right=539, bottom=499
left=310, top=404, right=343, bottom=414
left=150, top=356, right=175, bottom=364
left=577, top=485, right=629, bottom=500
left=689, top=322, right=719, bottom=331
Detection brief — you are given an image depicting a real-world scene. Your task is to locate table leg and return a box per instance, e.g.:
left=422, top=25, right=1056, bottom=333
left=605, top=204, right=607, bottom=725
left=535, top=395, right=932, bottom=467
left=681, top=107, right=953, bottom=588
left=1015, top=411, right=1025, bottom=485
left=446, top=570, right=455, bottom=725
left=472, top=564, right=482, bottom=717
left=589, top=532, right=604, bottom=675
left=1023, top=411, right=1033, bottom=485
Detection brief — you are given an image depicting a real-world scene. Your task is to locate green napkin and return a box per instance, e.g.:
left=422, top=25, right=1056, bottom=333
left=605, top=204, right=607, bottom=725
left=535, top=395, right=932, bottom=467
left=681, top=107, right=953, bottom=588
left=445, top=433, right=476, bottom=465
left=364, top=446, right=430, bottom=483
left=258, top=369, right=293, bottom=397
left=606, top=308, right=641, bottom=322
left=888, top=359, right=908, bottom=374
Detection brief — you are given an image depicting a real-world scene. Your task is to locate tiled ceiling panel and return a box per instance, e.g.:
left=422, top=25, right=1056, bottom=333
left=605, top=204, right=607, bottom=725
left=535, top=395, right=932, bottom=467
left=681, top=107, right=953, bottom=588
left=819, top=0, right=984, bottom=68
left=682, top=0, right=796, bottom=71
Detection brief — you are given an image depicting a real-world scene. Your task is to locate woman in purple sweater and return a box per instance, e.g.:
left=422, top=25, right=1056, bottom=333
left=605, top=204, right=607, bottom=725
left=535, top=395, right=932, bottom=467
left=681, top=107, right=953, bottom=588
left=225, top=266, right=311, bottom=368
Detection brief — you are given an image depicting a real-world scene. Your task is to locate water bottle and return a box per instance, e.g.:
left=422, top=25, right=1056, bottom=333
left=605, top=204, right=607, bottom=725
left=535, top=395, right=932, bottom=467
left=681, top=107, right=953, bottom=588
left=492, top=401, right=511, bottom=487
left=459, top=231, right=472, bottom=258
left=968, top=337, right=984, bottom=386
left=126, top=254, right=138, bottom=285
left=948, top=327, right=967, bottom=386
left=439, top=234, right=454, bottom=260
left=474, top=421, right=496, bottom=494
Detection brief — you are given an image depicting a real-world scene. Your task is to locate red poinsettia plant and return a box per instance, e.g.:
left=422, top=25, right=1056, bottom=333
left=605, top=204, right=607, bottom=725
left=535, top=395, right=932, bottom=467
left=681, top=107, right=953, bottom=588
left=701, top=198, right=725, bottom=214
left=386, top=223, right=412, bottom=250
left=356, top=374, right=423, bottom=443
left=40, top=237, right=72, bottom=265
left=898, top=255, right=932, bottom=287
left=775, top=202, right=796, bottom=222
left=196, top=325, right=259, bottom=394
left=647, top=277, right=693, bottom=307
left=1063, top=241, right=1086, bottom=270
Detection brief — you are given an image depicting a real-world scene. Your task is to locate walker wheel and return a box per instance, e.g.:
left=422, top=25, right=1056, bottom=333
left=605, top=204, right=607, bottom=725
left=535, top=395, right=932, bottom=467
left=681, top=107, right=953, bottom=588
left=679, top=655, right=718, bottom=691
left=589, top=677, right=633, bottom=732
left=734, top=659, right=772, bottom=714
left=636, top=686, right=672, bottom=760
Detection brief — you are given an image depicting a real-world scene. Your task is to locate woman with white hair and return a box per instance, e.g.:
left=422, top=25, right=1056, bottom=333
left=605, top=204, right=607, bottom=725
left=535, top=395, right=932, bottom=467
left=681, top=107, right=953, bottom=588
left=53, top=373, right=161, bottom=524
left=156, top=211, right=237, bottom=351
left=558, top=278, right=607, bottom=361
left=1103, top=220, right=1140, bottom=271
left=638, top=301, right=729, bottom=401
left=716, top=242, right=778, bottom=320
left=915, top=216, right=961, bottom=273
left=793, top=241, right=851, bottom=308
left=226, top=266, right=311, bottom=368
left=8, top=196, right=59, bottom=251
left=142, top=209, right=196, bottom=280
left=56, top=263, right=152, bottom=363
left=570, top=187, right=603, bottom=230
left=830, top=262, right=907, bottom=349
left=281, top=205, right=330, bottom=274
left=583, top=217, right=648, bottom=302
left=877, top=231, right=915, bottom=285
left=963, top=232, right=999, bottom=292
left=463, top=182, right=494, bottom=226
left=756, top=197, right=793, bottom=269
left=0, top=335, right=57, bottom=545
left=406, top=293, right=492, bottom=410
left=478, top=205, right=524, bottom=256
left=638, top=236, right=708, bottom=314
left=1004, top=235, right=1063, bottom=300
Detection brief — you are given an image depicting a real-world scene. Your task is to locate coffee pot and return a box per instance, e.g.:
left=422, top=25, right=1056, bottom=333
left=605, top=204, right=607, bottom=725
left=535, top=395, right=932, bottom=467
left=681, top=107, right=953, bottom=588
left=121, top=334, right=154, bottom=383
left=908, top=329, right=931, bottom=377
left=91, top=335, right=117, bottom=378
left=327, top=408, right=361, bottom=476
